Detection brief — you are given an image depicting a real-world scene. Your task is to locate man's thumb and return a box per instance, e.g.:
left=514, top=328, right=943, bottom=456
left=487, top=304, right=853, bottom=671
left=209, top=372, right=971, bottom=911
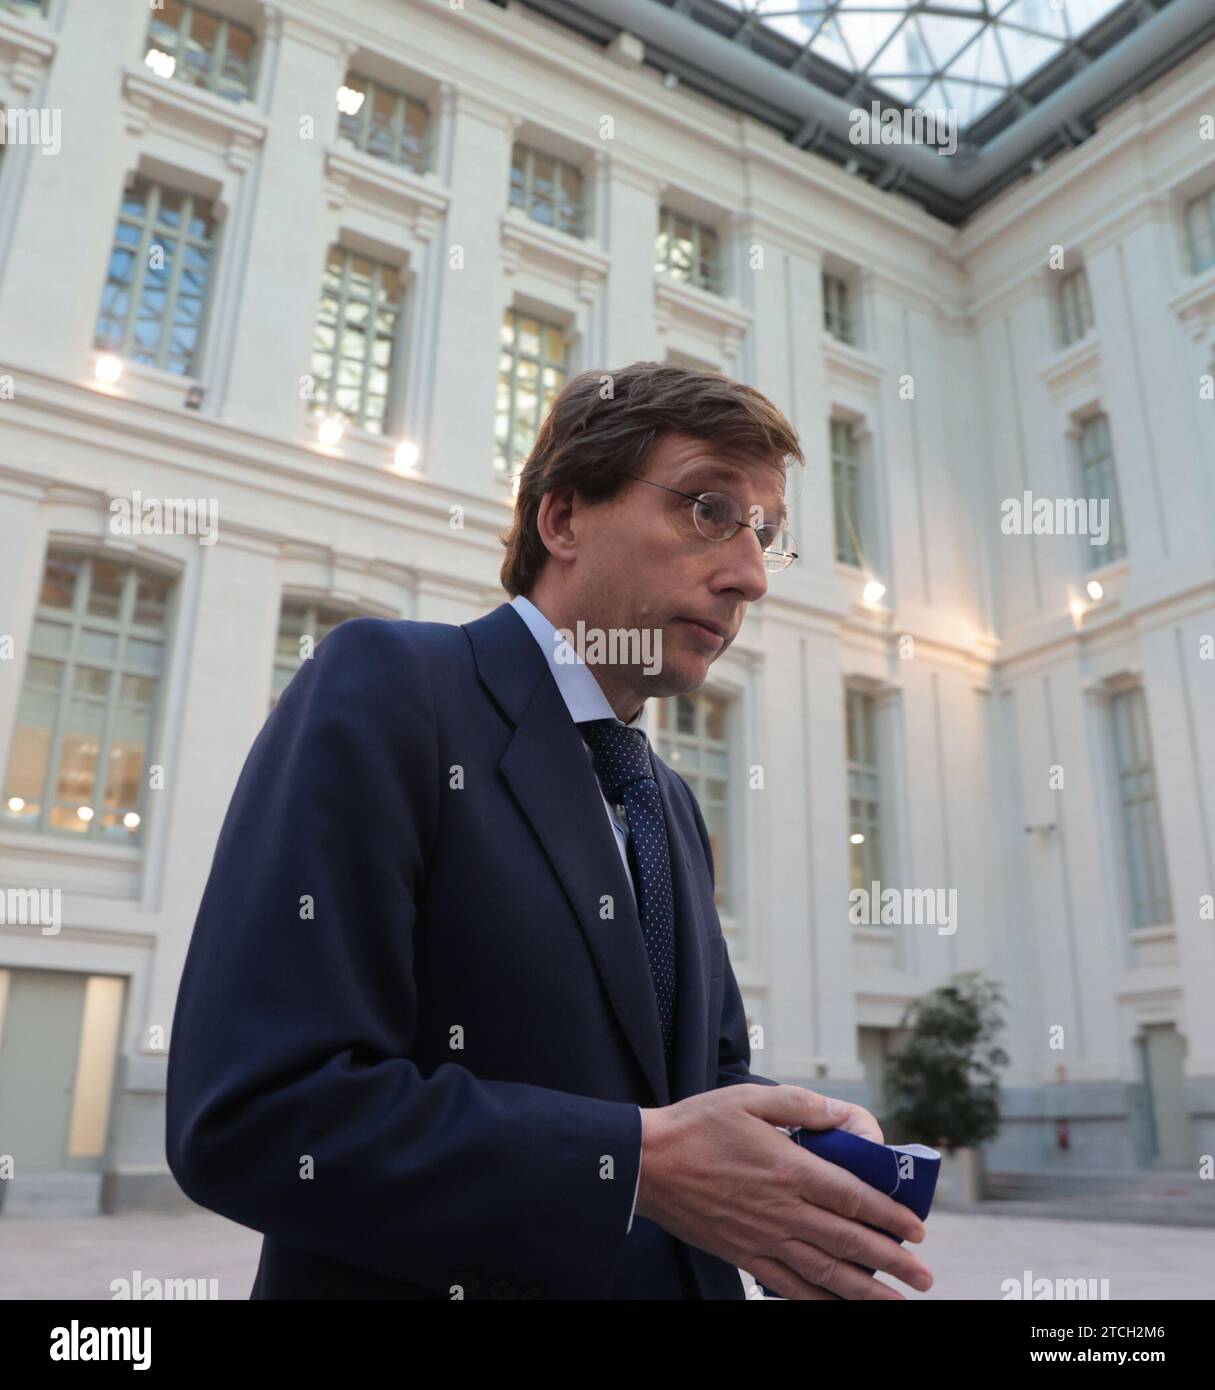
left=739, top=1083, right=846, bottom=1131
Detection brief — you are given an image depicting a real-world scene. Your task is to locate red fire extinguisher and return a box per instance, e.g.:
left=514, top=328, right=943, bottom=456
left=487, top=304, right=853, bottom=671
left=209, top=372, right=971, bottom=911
left=1056, top=1118, right=1070, bottom=1150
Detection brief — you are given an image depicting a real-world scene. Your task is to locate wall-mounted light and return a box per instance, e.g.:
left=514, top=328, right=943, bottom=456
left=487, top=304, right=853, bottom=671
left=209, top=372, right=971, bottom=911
left=185, top=385, right=205, bottom=410
left=862, top=578, right=886, bottom=605
left=1085, top=579, right=1104, bottom=601
left=76, top=805, right=95, bottom=822
left=94, top=354, right=123, bottom=384
left=144, top=48, right=176, bottom=80
left=393, top=439, right=420, bottom=471
left=123, top=811, right=141, bottom=830
left=317, top=416, right=344, bottom=447
left=849, top=832, right=865, bottom=845
left=336, top=85, right=366, bottom=116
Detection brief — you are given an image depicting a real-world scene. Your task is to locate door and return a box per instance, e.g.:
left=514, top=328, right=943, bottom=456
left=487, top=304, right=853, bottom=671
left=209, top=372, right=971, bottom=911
left=1137, top=1023, right=1190, bottom=1168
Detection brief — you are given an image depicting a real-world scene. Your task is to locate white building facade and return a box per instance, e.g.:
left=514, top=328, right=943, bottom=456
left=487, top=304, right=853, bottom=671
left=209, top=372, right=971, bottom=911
left=0, top=0, right=1212, bottom=1213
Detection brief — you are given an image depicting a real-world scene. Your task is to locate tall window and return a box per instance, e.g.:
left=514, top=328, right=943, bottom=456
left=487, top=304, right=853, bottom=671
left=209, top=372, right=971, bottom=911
left=509, top=144, right=585, bottom=238
left=495, top=308, right=568, bottom=476
left=271, top=600, right=365, bottom=708
left=1109, top=688, right=1172, bottom=928
left=144, top=1, right=259, bottom=103
left=1183, top=188, right=1215, bottom=276
left=655, top=692, right=732, bottom=914
left=2, top=552, right=173, bottom=843
left=831, top=418, right=864, bottom=567
left=1076, top=413, right=1126, bottom=566
left=846, top=688, right=881, bottom=893
left=656, top=208, right=721, bottom=294
left=1055, top=267, right=1094, bottom=347
left=3, top=0, right=50, bottom=18
left=336, top=74, right=429, bottom=174
left=309, top=247, right=406, bottom=434
left=822, top=272, right=854, bottom=344
left=95, top=179, right=217, bottom=376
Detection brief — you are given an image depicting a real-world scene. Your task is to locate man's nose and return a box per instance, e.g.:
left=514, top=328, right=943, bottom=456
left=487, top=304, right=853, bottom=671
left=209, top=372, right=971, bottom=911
left=721, top=526, right=769, bottom=601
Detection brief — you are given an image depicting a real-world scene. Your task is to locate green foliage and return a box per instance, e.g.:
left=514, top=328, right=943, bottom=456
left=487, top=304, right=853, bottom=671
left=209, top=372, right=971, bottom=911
left=886, top=971, right=1009, bottom=1154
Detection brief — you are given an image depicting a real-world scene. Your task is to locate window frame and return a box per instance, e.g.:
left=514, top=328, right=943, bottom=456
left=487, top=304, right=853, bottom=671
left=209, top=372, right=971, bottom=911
left=1, top=550, right=175, bottom=846
left=144, top=0, right=262, bottom=105
left=337, top=73, right=431, bottom=175
left=309, top=244, right=409, bottom=435
left=494, top=306, right=570, bottom=477
left=831, top=417, right=865, bottom=568
left=1183, top=187, right=1215, bottom=277
left=508, top=143, right=587, bottom=239
left=845, top=686, right=882, bottom=896
left=822, top=271, right=855, bottom=345
left=655, top=206, right=723, bottom=295
left=95, top=177, right=220, bottom=378
left=1108, top=686, right=1173, bottom=929
left=1074, top=411, right=1126, bottom=569
left=654, top=688, right=735, bottom=919
left=1055, top=266, right=1094, bottom=348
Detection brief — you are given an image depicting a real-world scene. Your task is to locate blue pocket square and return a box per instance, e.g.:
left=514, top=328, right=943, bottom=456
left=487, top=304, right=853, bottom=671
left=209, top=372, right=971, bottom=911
left=757, top=1129, right=940, bottom=1299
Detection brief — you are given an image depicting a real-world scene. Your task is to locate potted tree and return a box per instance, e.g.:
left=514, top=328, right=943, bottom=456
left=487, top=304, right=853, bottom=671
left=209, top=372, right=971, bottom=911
left=884, top=971, right=1008, bottom=1205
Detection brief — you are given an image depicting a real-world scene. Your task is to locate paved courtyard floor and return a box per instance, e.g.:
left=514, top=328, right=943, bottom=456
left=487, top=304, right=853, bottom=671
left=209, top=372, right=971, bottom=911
left=1, top=1208, right=1211, bottom=1300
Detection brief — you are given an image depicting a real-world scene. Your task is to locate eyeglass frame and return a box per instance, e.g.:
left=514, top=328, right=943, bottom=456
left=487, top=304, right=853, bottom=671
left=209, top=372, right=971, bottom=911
left=620, top=473, right=799, bottom=571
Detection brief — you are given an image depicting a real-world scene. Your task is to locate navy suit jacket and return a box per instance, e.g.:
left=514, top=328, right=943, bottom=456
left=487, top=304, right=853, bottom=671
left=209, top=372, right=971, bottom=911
left=166, top=601, right=775, bottom=1299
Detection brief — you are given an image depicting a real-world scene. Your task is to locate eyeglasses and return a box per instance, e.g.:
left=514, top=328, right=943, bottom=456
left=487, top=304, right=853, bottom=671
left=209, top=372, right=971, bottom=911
left=622, top=475, right=799, bottom=572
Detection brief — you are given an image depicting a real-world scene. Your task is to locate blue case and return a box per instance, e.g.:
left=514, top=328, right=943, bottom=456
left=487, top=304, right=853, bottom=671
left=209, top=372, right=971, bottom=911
left=757, top=1129, right=940, bottom=1298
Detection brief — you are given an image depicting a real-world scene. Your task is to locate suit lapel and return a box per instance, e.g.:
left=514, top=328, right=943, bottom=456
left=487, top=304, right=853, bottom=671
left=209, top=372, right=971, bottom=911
left=465, top=604, right=670, bottom=1106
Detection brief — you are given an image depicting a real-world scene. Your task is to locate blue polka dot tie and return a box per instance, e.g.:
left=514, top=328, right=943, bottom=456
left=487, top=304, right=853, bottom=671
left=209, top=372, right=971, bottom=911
left=580, top=718, right=677, bottom=1073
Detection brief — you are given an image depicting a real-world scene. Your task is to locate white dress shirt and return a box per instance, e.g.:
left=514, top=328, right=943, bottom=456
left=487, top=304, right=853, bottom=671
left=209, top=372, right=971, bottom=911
left=509, top=594, right=649, bottom=1234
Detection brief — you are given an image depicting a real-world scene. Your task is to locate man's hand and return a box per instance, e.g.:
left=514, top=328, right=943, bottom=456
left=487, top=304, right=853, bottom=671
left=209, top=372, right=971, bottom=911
left=634, top=1084, right=934, bottom=1301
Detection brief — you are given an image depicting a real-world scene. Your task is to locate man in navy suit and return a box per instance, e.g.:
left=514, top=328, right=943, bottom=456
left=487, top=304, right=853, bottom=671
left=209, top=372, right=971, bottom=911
left=166, top=362, right=934, bottom=1300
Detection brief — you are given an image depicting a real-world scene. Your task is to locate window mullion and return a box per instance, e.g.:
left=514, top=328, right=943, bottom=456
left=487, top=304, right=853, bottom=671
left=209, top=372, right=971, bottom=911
left=212, top=18, right=229, bottom=95
left=89, top=569, right=135, bottom=838
left=331, top=252, right=352, bottom=417
left=158, top=193, right=192, bottom=371
left=122, top=184, right=159, bottom=359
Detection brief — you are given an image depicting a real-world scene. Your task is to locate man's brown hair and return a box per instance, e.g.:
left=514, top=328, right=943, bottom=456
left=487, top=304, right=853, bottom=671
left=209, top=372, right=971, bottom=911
left=499, top=361, right=804, bottom=596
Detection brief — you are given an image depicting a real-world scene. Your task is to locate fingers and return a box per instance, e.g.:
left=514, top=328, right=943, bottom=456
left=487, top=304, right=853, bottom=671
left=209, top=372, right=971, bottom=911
left=788, top=1150, right=927, bottom=1245
left=835, top=1103, right=884, bottom=1145
left=746, top=1257, right=841, bottom=1302
left=772, top=1240, right=910, bottom=1301
left=789, top=1199, right=933, bottom=1290
left=737, top=1082, right=851, bottom=1132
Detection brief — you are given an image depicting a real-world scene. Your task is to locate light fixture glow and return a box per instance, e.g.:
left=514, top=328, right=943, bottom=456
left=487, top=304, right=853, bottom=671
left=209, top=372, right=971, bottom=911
left=336, top=85, right=366, bottom=116
left=77, top=805, right=95, bottom=822
left=862, top=579, right=886, bottom=605
left=123, top=811, right=141, bottom=830
left=7, top=797, right=25, bottom=812
left=95, top=354, right=123, bottom=384
left=394, top=440, right=420, bottom=470
left=850, top=832, right=865, bottom=845
left=1086, top=579, right=1104, bottom=601
left=144, top=48, right=177, bottom=80
left=317, top=416, right=344, bottom=447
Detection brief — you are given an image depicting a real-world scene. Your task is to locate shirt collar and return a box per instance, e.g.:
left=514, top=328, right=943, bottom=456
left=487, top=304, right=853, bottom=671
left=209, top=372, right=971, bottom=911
left=510, top=594, right=646, bottom=733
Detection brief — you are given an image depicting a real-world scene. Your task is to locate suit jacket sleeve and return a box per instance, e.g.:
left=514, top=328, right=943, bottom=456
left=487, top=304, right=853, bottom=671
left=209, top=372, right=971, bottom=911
left=166, top=618, right=642, bottom=1297
left=674, top=775, right=779, bottom=1091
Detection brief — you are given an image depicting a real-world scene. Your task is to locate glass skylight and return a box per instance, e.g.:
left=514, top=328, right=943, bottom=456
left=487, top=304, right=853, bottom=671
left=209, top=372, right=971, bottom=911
left=718, top=0, right=1128, bottom=129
